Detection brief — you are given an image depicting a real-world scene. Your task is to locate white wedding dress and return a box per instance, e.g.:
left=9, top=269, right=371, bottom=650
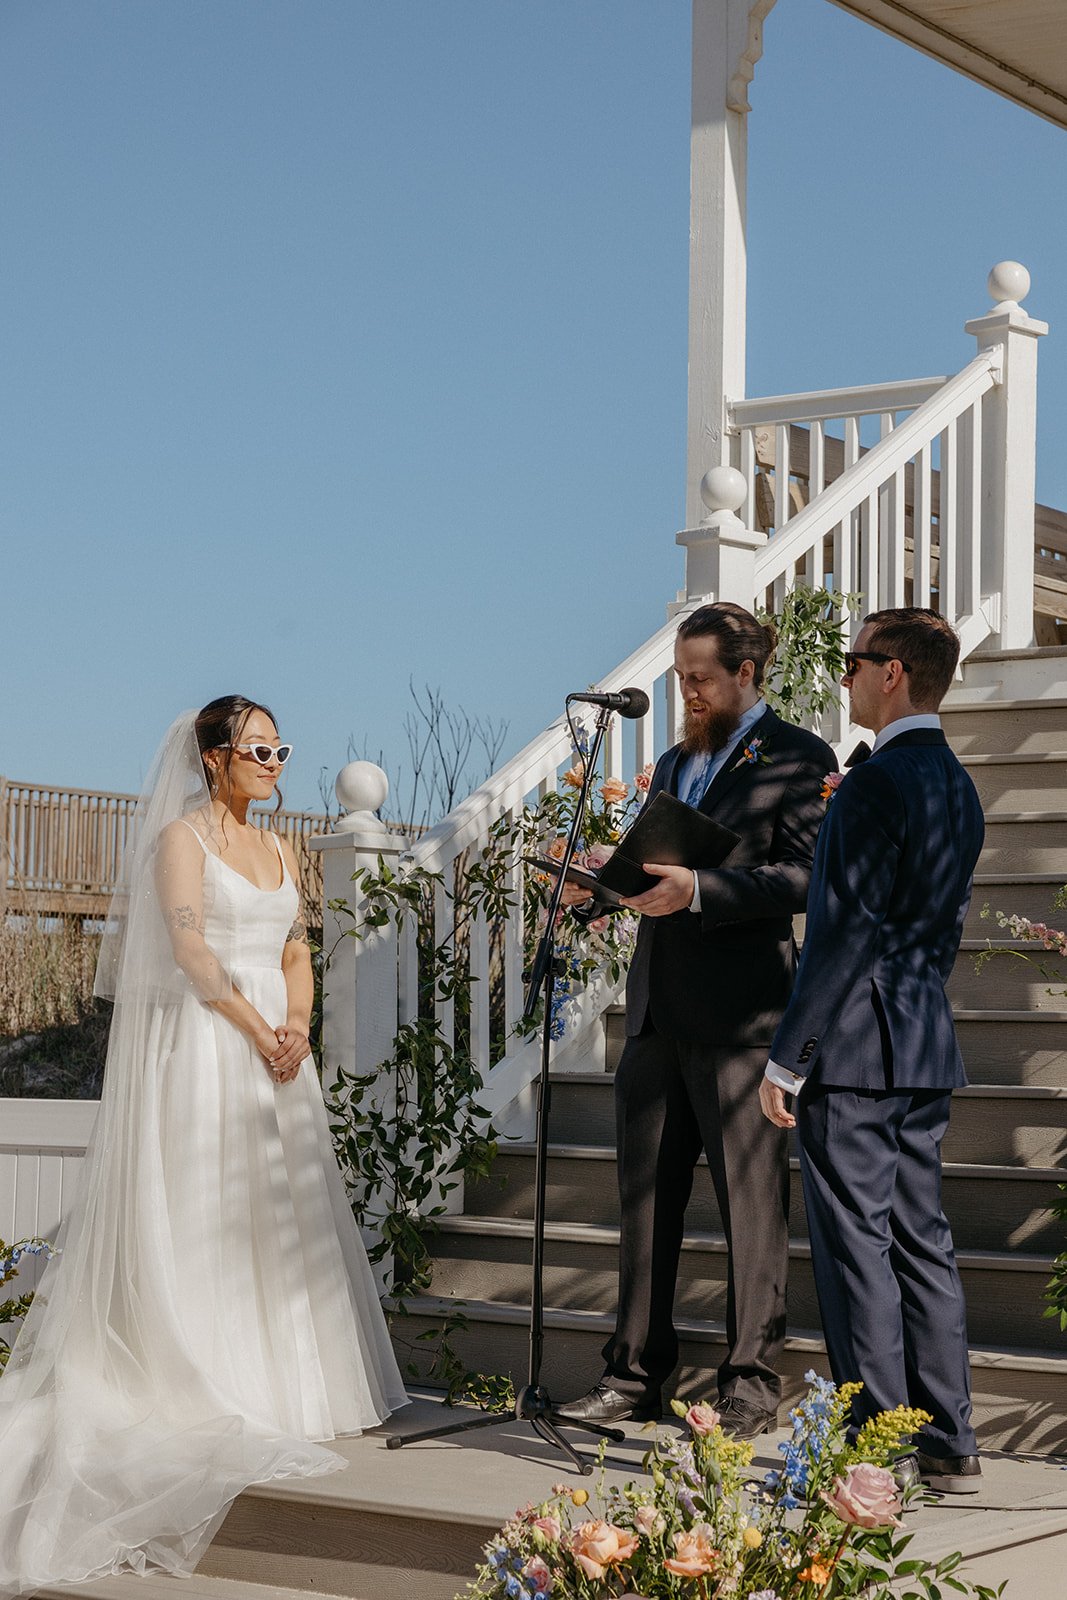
left=0, top=821, right=408, bottom=1595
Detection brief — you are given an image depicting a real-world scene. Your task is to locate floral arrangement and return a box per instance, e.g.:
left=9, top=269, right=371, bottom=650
left=819, top=773, right=843, bottom=805
left=1, top=1236, right=55, bottom=1370
left=731, top=735, right=771, bottom=772
left=522, top=729, right=650, bottom=1041
left=461, top=1374, right=1004, bottom=1599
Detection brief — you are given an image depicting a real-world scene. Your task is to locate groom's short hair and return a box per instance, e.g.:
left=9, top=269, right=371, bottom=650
left=863, top=607, right=960, bottom=708
left=677, top=601, right=777, bottom=689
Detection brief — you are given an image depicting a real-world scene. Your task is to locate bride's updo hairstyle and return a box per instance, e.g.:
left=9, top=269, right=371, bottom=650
left=195, top=694, right=283, bottom=811
left=677, top=601, right=777, bottom=688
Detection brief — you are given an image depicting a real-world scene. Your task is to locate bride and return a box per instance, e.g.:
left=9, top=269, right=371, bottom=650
left=0, top=696, right=408, bottom=1594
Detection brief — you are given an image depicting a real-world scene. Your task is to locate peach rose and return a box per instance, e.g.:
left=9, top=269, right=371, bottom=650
left=569, top=1519, right=639, bottom=1580
left=600, top=777, right=630, bottom=805
left=532, top=1514, right=561, bottom=1543
left=685, top=1402, right=721, bottom=1436
left=634, top=763, right=654, bottom=793
left=821, top=1463, right=903, bottom=1529
left=562, top=764, right=586, bottom=790
left=584, top=842, right=616, bottom=871
left=545, top=836, right=568, bottom=861
left=523, top=1553, right=553, bottom=1593
left=663, top=1523, right=718, bottom=1578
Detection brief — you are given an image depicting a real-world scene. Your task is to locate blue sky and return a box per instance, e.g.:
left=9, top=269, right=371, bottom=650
left=3, top=0, right=1065, bottom=812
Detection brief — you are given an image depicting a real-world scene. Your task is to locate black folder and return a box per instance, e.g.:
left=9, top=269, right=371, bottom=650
left=528, top=791, right=741, bottom=907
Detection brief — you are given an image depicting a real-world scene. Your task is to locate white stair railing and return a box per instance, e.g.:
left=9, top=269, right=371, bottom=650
left=319, top=265, right=1046, bottom=1141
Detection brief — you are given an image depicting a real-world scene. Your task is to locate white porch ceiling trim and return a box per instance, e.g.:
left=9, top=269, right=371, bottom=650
left=827, top=0, right=1067, bottom=132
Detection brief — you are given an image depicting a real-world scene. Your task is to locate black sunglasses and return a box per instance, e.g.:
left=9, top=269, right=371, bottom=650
left=844, top=651, right=912, bottom=676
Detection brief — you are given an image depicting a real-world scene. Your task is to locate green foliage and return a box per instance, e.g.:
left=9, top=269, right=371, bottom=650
left=977, top=893, right=1067, bottom=1335
left=759, top=585, right=862, bottom=722
left=0, top=1237, right=54, bottom=1371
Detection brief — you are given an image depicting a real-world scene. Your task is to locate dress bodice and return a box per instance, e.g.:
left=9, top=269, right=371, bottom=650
left=200, top=843, right=300, bottom=975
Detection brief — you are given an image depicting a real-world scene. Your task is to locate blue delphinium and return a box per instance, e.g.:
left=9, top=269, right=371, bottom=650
left=765, top=1368, right=838, bottom=1502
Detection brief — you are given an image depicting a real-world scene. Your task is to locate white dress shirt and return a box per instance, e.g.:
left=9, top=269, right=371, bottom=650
left=763, top=712, right=943, bottom=1096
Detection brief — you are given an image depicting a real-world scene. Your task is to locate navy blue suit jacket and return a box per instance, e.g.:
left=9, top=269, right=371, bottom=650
left=770, top=728, right=984, bottom=1091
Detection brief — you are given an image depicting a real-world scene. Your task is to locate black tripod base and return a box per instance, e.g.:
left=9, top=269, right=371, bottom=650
left=384, top=1385, right=626, bottom=1476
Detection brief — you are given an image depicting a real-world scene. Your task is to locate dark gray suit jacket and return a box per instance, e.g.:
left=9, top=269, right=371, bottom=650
left=624, top=706, right=835, bottom=1049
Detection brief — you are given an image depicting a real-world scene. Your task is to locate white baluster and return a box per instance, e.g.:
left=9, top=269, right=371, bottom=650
left=914, top=443, right=933, bottom=607
left=940, top=419, right=959, bottom=621
left=774, top=423, right=791, bottom=530
left=962, top=400, right=982, bottom=619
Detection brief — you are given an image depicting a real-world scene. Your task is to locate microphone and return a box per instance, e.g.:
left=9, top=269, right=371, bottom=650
left=567, top=687, right=651, bottom=720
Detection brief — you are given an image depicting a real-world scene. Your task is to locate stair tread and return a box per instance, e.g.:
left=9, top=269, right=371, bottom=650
left=549, top=1071, right=1067, bottom=1098
left=498, top=1142, right=1067, bottom=1179
left=960, top=752, right=1067, bottom=764
left=406, top=1294, right=1067, bottom=1372
left=40, top=1576, right=344, bottom=1600
left=432, top=1213, right=1058, bottom=1270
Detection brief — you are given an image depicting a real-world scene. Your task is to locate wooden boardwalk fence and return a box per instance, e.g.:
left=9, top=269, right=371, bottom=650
left=0, top=779, right=330, bottom=925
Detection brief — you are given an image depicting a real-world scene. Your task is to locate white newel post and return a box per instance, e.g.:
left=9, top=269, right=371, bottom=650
left=676, top=465, right=767, bottom=605
left=308, top=760, right=398, bottom=1294
left=965, top=261, right=1048, bottom=651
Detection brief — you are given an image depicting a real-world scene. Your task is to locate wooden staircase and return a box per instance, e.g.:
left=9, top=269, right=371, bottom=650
left=402, top=686, right=1067, bottom=1457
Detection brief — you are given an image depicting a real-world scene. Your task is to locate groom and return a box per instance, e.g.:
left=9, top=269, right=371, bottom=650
left=559, top=601, right=834, bottom=1438
left=760, top=606, right=984, bottom=1492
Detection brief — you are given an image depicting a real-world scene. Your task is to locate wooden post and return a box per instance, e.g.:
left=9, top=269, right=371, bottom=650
left=686, top=0, right=776, bottom=526
left=308, top=761, right=399, bottom=1293
left=965, top=261, right=1047, bottom=651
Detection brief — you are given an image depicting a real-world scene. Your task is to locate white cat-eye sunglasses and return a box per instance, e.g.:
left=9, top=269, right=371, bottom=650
left=227, top=742, right=294, bottom=766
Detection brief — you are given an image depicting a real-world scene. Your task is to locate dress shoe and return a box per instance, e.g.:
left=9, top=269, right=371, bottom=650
left=555, top=1381, right=662, bottom=1424
left=892, top=1453, right=922, bottom=1494
left=716, top=1394, right=778, bottom=1440
left=914, top=1448, right=982, bottom=1494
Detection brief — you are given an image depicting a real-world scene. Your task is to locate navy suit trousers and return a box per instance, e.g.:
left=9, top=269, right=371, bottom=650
left=798, top=1085, right=976, bottom=1457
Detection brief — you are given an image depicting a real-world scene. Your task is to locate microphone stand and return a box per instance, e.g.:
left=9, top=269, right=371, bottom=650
left=387, top=702, right=625, bottom=1474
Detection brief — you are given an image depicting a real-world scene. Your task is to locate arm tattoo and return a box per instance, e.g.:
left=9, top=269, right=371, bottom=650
left=166, top=904, right=203, bottom=933
left=286, top=918, right=308, bottom=945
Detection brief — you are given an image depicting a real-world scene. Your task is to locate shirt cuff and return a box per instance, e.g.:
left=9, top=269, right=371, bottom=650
left=689, top=871, right=701, bottom=913
left=765, top=1059, right=806, bottom=1094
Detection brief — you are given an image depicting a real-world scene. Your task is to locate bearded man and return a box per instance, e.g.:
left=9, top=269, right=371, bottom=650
left=558, top=601, right=835, bottom=1438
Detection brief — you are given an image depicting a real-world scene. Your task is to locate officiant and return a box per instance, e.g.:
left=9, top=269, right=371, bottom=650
left=557, top=601, right=834, bottom=1439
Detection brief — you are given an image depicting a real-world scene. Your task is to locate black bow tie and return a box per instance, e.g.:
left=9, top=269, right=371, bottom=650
left=845, top=740, right=872, bottom=767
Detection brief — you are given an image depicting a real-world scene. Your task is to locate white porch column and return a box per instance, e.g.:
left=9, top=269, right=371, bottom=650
left=677, top=465, right=767, bottom=603
left=309, top=760, right=399, bottom=1291
left=965, top=261, right=1048, bottom=651
left=686, top=0, right=776, bottom=526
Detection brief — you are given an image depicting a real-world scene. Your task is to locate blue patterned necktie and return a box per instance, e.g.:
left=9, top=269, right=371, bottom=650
left=683, top=754, right=712, bottom=807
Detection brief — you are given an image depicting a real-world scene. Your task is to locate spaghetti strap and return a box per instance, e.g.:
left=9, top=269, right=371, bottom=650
left=178, top=818, right=210, bottom=853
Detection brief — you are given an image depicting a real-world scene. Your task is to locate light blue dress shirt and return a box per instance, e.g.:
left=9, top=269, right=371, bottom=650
left=677, top=698, right=767, bottom=915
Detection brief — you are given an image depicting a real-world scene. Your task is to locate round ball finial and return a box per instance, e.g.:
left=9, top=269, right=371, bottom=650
left=335, top=760, right=389, bottom=817
left=700, top=465, right=747, bottom=515
left=987, top=260, right=1030, bottom=309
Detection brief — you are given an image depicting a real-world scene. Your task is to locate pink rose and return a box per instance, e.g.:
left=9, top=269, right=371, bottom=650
left=634, top=763, right=654, bottom=793
left=685, top=1402, right=721, bottom=1436
left=634, top=1504, right=664, bottom=1537
left=600, top=777, right=630, bottom=806
left=821, top=1463, right=903, bottom=1529
left=569, top=1520, right=640, bottom=1580
left=584, top=842, right=616, bottom=871
left=532, top=1514, right=561, bottom=1543
left=589, top=915, right=610, bottom=933
left=523, top=1553, right=553, bottom=1593
left=663, top=1523, right=718, bottom=1578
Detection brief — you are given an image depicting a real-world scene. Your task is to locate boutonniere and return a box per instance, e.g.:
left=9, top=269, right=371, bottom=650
left=821, top=771, right=844, bottom=804
left=730, top=734, right=771, bottom=772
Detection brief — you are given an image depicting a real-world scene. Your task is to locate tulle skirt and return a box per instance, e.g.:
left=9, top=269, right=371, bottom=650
left=0, top=966, right=408, bottom=1594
